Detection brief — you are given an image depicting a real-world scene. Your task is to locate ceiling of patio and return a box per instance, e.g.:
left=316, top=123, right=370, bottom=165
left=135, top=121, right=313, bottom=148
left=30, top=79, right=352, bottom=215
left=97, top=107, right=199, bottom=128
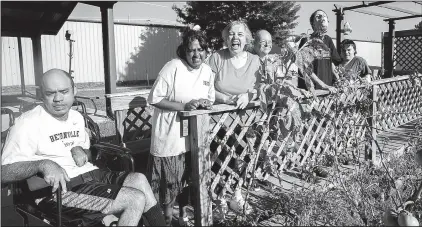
left=1, top=1, right=78, bottom=37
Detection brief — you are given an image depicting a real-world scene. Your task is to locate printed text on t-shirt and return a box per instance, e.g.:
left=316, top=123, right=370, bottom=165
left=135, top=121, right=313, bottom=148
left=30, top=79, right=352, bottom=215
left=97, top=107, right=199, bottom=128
left=49, top=131, right=80, bottom=142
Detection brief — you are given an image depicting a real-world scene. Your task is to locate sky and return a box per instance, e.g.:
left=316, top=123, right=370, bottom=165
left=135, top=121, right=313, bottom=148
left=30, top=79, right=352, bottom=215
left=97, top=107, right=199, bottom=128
left=69, top=1, right=422, bottom=42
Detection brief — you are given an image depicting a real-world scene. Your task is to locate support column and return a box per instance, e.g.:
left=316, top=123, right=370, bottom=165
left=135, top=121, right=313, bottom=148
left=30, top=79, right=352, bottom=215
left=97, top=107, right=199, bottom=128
left=335, top=9, right=344, bottom=55
left=100, top=3, right=117, bottom=119
left=387, top=20, right=396, bottom=78
left=31, top=35, right=43, bottom=98
left=17, top=36, right=26, bottom=96
left=188, top=114, right=213, bottom=226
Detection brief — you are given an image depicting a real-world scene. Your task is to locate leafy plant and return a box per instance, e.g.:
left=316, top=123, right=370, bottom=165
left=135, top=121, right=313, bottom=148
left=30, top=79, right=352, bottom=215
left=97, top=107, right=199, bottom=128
left=173, top=1, right=301, bottom=50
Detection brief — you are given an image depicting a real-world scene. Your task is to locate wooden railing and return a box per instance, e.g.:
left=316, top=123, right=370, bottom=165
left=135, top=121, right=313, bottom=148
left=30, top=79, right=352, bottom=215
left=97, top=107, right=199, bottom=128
left=105, top=74, right=421, bottom=226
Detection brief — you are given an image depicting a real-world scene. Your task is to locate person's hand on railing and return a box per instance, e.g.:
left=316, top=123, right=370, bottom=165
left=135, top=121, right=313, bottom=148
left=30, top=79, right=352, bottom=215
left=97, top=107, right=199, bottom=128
left=184, top=99, right=200, bottom=111
left=221, top=94, right=237, bottom=105
left=197, top=99, right=213, bottom=110
left=235, top=93, right=250, bottom=109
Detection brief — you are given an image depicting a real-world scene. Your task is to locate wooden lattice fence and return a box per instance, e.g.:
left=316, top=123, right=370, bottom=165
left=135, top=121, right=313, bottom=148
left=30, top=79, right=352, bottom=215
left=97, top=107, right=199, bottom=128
left=373, top=75, right=422, bottom=132
left=105, top=74, right=422, bottom=226
left=383, top=29, right=422, bottom=74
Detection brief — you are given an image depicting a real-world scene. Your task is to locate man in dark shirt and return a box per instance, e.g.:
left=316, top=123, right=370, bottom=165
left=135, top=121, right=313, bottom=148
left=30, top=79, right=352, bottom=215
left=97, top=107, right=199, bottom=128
left=298, top=9, right=342, bottom=91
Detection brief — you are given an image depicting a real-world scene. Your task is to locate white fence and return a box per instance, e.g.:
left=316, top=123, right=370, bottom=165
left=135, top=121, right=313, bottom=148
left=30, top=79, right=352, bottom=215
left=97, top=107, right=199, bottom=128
left=2, top=20, right=182, bottom=86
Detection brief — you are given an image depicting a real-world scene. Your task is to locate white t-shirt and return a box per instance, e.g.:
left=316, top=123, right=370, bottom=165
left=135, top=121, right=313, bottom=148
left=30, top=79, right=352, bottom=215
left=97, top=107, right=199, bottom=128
left=2, top=105, right=97, bottom=179
left=148, top=58, right=215, bottom=157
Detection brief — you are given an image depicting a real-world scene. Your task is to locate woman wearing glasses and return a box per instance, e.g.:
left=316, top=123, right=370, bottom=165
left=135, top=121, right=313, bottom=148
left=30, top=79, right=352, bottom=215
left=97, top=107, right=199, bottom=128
left=147, top=27, right=215, bottom=226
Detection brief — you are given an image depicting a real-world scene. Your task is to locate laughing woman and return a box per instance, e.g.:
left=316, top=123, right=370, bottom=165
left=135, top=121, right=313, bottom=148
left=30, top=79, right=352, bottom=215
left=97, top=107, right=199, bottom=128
left=207, top=20, right=261, bottom=109
left=147, top=27, right=215, bottom=226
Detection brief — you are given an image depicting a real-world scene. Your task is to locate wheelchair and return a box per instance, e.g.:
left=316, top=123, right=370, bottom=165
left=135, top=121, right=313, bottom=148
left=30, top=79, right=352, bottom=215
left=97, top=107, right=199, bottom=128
left=1, top=104, right=138, bottom=227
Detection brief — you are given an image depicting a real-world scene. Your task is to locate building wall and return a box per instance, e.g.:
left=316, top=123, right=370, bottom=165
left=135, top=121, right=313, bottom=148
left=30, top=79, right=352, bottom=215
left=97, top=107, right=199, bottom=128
left=332, top=38, right=382, bottom=67
left=2, top=20, right=384, bottom=86
left=2, top=20, right=182, bottom=86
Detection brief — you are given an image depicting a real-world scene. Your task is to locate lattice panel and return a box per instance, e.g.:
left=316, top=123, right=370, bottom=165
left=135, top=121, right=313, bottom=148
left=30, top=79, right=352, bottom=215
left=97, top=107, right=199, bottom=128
left=376, top=79, right=422, bottom=132
left=208, top=108, right=267, bottom=199
left=272, top=89, right=369, bottom=172
left=393, top=35, right=422, bottom=72
left=115, top=106, right=153, bottom=143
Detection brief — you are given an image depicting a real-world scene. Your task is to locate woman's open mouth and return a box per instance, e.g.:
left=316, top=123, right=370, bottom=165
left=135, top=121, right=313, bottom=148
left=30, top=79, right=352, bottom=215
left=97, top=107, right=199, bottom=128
left=231, top=41, right=241, bottom=49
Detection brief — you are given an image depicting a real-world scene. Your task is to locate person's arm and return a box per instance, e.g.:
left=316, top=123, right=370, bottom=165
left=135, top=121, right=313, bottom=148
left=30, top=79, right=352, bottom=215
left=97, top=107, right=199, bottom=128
left=308, top=71, right=336, bottom=92
left=360, top=57, right=372, bottom=82
left=1, top=118, right=71, bottom=192
left=328, top=37, right=342, bottom=66
left=2, top=160, right=70, bottom=193
left=2, top=160, right=46, bottom=183
left=152, top=99, right=185, bottom=111
left=215, top=90, right=235, bottom=104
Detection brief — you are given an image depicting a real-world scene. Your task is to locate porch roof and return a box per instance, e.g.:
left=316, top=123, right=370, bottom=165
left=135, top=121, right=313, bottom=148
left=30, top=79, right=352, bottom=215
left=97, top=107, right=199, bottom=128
left=1, top=1, right=78, bottom=37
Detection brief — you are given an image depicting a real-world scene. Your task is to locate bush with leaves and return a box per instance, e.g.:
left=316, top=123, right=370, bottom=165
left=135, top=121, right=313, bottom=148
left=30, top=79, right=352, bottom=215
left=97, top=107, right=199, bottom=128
left=173, top=1, right=300, bottom=50
left=213, top=25, right=422, bottom=226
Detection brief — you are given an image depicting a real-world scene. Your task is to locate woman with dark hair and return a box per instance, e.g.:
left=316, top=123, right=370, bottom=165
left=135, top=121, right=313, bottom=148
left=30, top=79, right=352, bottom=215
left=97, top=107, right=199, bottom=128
left=298, top=9, right=342, bottom=92
left=339, top=39, right=372, bottom=82
left=207, top=20, right=261, bottom=109
left=147, top=27, right=215, bottom=226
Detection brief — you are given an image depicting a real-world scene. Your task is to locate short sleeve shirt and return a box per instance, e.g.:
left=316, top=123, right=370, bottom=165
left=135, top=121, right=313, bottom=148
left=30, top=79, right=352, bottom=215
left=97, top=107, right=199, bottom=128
left=147, top=58, right=215, bottom=157
left=2, top=105, right=97, bottom=179
left=343, top=56, right=372, bottom=78
left=207, top=49, right=261, bottom=96
left=298, top=35, right=342, bottom=89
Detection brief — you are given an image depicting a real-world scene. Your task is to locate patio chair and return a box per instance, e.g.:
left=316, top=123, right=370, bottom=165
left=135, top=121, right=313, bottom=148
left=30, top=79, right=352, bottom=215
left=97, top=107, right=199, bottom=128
left=3, top=114, right=136, bottom=227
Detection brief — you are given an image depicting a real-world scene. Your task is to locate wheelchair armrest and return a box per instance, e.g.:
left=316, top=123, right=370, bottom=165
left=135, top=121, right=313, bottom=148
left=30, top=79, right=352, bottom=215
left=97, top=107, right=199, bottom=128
left=14, top=176, right=63, bottom=227
left=26, top=176, right=50, bottom=192
left=91, top=142, right=135, bottom=172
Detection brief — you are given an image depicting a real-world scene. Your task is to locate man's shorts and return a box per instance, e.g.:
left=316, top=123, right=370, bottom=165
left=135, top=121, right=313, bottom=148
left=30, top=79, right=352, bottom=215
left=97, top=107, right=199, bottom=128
left=36, top=169, right=129, bottom=226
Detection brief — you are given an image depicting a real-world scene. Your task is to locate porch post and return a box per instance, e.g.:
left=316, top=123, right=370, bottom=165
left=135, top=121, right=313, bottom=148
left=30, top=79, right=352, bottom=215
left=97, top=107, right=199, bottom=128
left=100, top=3, right=117, bottom=119
left=335, top=9, right=343, bottom=55
left=387, top=20, right=396, bottom=78
left=371, top=85, right=379, bottom=164
left=17, top=36, right=26, bottom=96
left=188, top=114, right=213, bottom=226
left=31, top=34, right=43, bottom=98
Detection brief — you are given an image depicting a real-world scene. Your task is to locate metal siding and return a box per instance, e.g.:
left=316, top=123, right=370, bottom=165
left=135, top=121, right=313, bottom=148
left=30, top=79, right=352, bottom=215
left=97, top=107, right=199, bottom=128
left=22, top=37, right=35, bottom=85
left=2, top=37, right=22, bottom=86
left=2, top=21, right=181, bottom=86
left=333, top=38, right=382, bottom=67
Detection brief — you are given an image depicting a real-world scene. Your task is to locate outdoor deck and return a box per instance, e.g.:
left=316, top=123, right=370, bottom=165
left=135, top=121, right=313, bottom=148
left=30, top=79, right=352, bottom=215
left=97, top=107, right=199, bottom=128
left=2, top=74, right=422, bottom=226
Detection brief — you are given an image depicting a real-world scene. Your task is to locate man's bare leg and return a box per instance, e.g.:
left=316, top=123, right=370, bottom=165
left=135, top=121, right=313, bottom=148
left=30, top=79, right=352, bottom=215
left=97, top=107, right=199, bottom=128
left=105, top=187, right=145, bottom=226
left=123, top=172, right=157, bottom=210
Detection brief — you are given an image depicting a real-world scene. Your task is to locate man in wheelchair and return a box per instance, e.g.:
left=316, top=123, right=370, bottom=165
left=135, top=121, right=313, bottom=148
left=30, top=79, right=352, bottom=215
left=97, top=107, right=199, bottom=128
left=1, top=69, right=166, bottom=226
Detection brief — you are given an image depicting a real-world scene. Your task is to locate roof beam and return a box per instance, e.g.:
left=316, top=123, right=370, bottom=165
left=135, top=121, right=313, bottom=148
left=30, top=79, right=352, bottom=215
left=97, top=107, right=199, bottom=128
left=342, top=1, right=395, bottom=12
left=1, top=2, right=76, bottom=14
left=82, top=1, right=117, bottom=8
left=384, top=14, right=422, bottom=21
left=334, top=4, right=396, bottom=18
left=377, top=4, right=421, bottom=15
left=413, top=1, right=422, bottom=6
